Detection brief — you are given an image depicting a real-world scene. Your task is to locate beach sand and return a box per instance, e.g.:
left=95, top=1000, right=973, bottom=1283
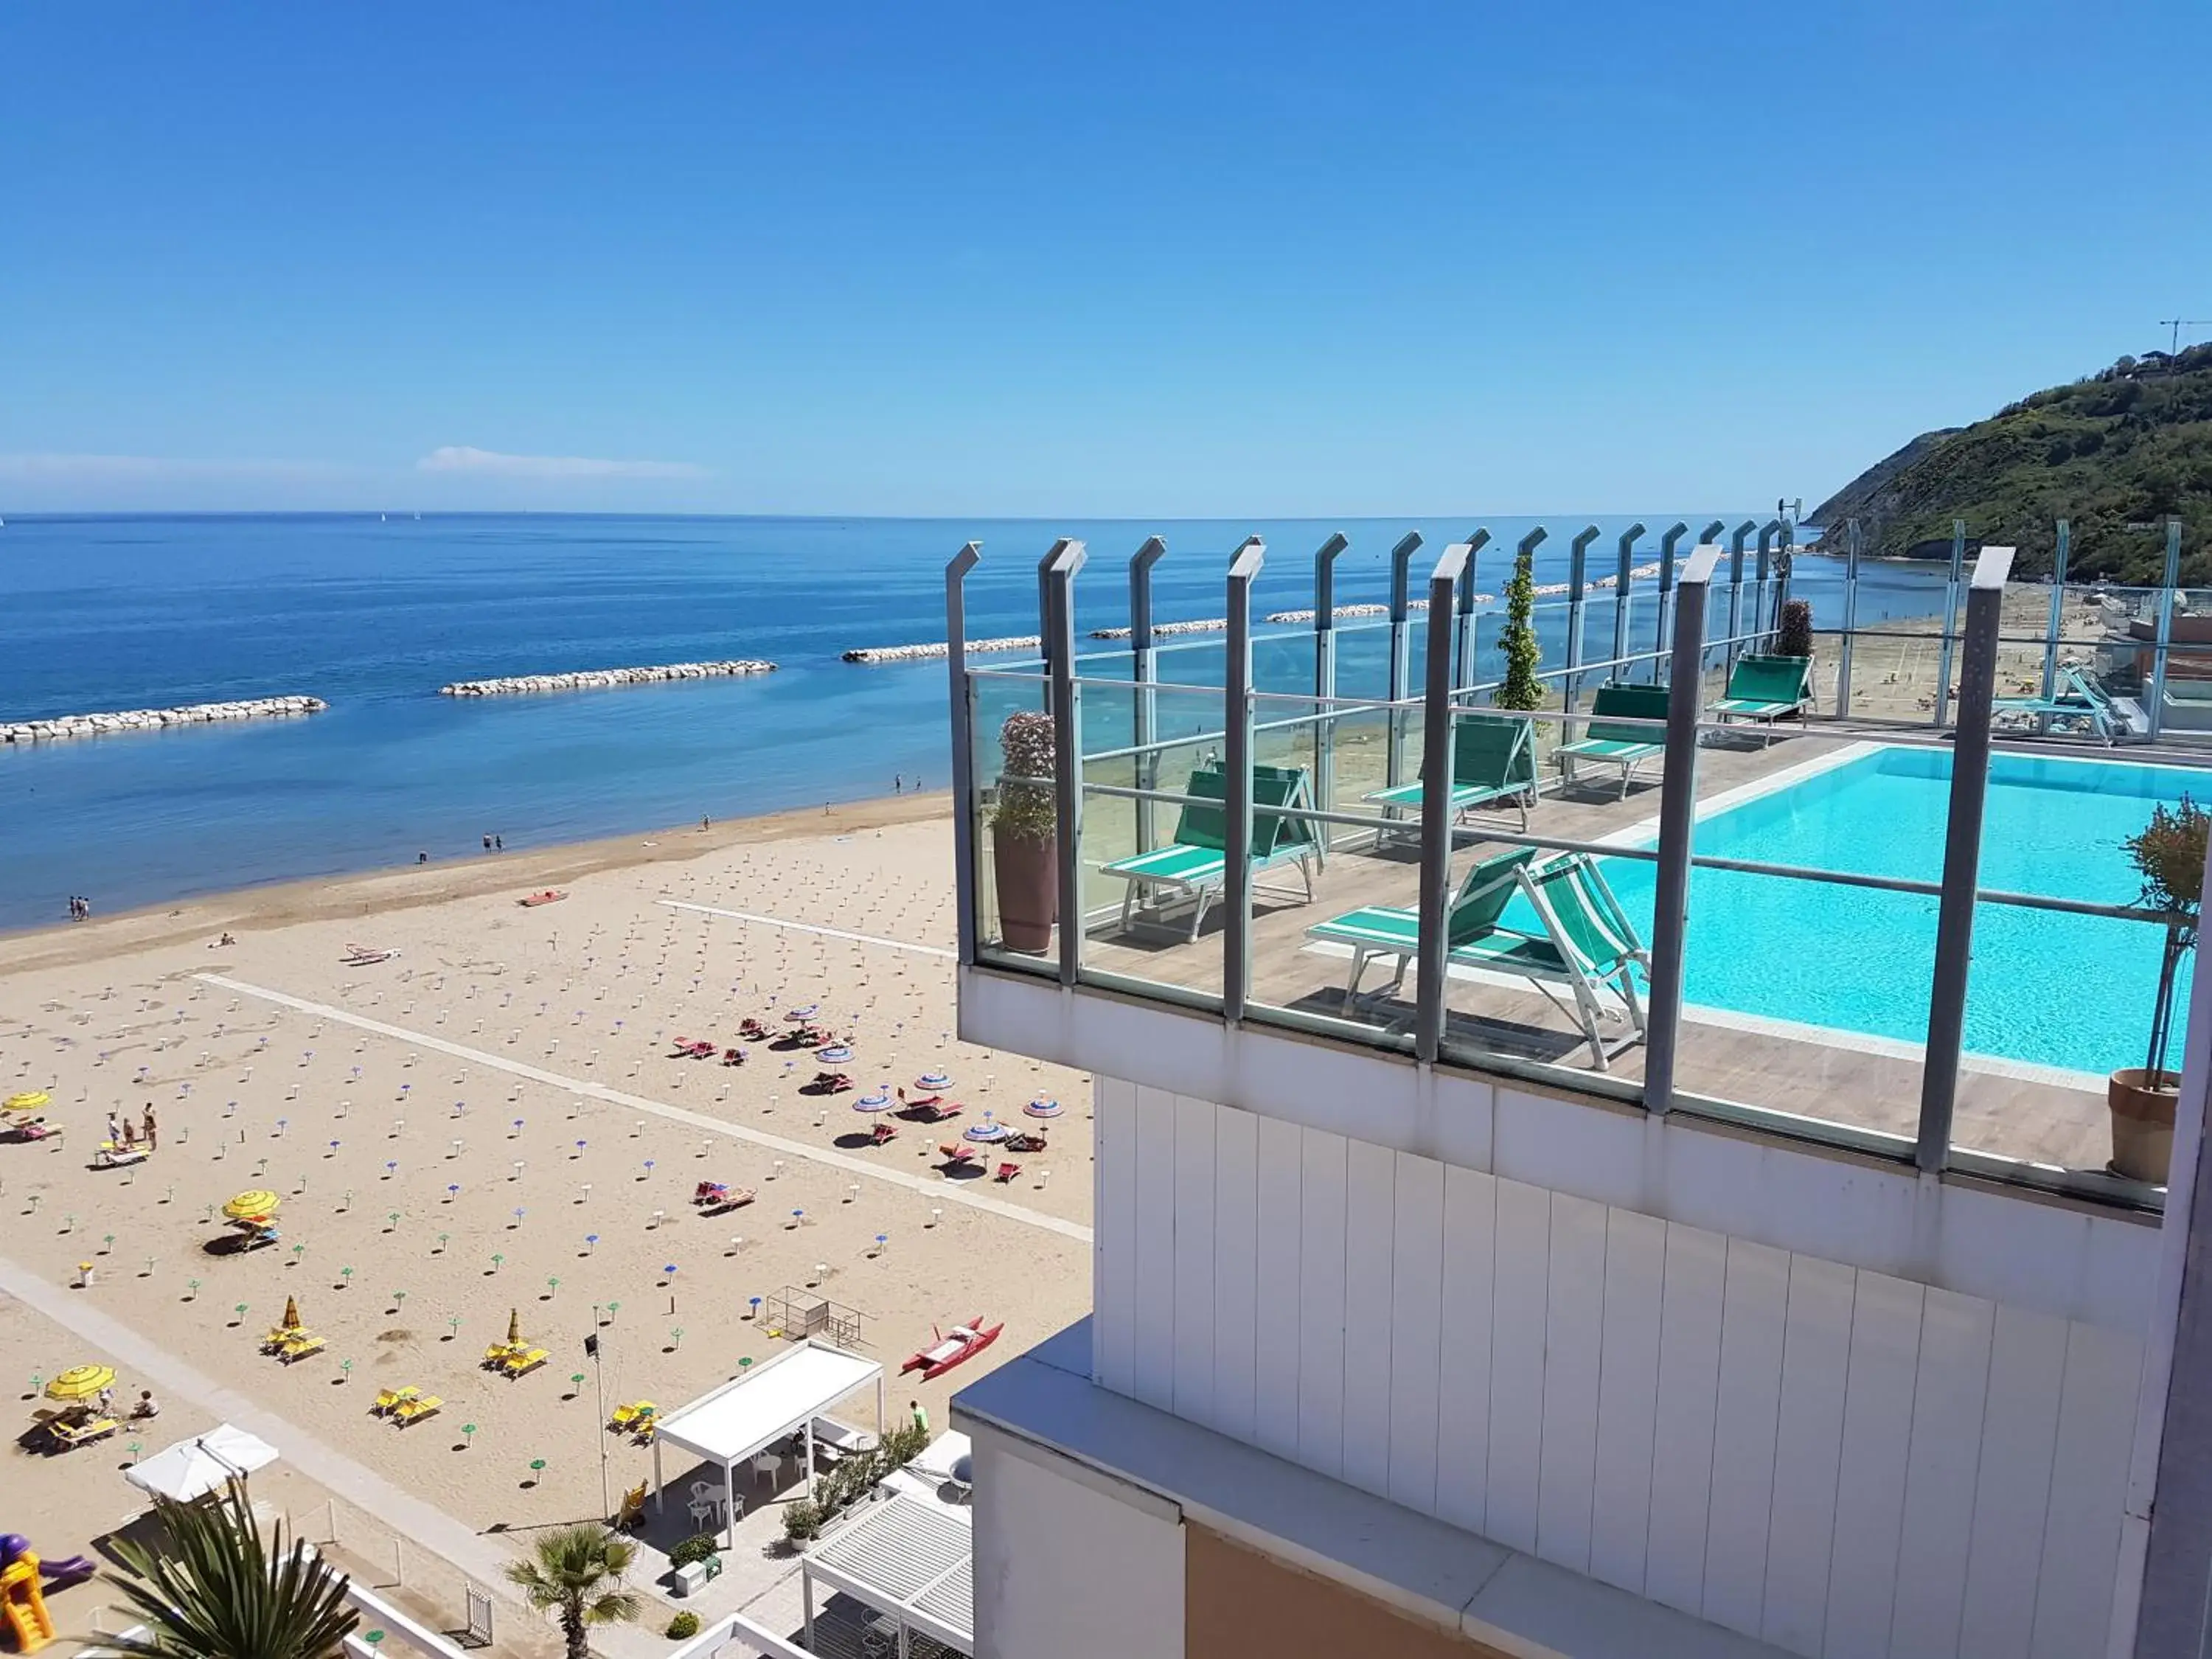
left=0, top=797, right=1089, bottom=1636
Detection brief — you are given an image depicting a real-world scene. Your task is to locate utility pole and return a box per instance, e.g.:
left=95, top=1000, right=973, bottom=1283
left=588, top=1311, right=610, bottom=1517
left=2157, top=319, right=2211, bottom=354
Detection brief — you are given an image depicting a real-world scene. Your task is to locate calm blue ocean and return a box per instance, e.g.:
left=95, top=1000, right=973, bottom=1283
left=0, top=514, right=1947, bottom=931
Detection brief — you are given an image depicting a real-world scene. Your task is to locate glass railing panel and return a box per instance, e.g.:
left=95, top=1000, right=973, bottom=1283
left=1074, top=682, right=1228, bottom=1009
left=967, top=669, right=1057, bottom=974
left=1836, top=625, right=1950, bottom=723
left=1950, top=742, right=2190, bottom=1205
left=1660, top=726, right=1930, bottom=1155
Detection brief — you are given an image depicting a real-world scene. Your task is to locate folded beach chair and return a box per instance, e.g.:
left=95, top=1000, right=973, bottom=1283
left=1555, top=683, right=1669, bottom=798
left=1100, top=762, right=1324, bottom=939
left=1711, top=654, right=1813, bottom=742
left=1306, top=846, right=1649, bottom=1069
left=1363, top=710, right=1539, bottom=831
left=1992, top=664, right=2121, bottom=744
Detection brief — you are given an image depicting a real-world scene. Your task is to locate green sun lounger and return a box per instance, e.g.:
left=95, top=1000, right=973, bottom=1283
left=1102, top=762, right=1323, bottom=939
left=1306, top=846, right=1648, bottom=1068
left=1711, top=654, right=1813, bottom=743
left=1993, top=664, right=2120, bottom=744
left=1555, top=682, right=1669, bottom=798
left=1363, top=710, right=1539, bottom=831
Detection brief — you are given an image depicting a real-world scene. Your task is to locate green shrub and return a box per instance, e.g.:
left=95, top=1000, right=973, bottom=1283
left=666, top=1611, right=700, bottom=1641
left=1775, top=599, right=1814, bottom=660
left=667, top=1534, right=719, bottom=1569
left=782, top=1499, right=825, bottom=1543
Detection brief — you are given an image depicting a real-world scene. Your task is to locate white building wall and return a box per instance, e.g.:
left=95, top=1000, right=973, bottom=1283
left=1093, top=1078, right=2143, bottom=1659
left=970, top=1430, right=1184, bottom=1659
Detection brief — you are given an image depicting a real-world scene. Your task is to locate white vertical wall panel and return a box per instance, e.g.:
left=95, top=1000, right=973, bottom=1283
left=1823, top=1270, right=1926, bottom=1659
left=1096, top=1085, right=2147, bottom=1659
left=1128, top=1085, right=1179, bottom=1411
left=1095, top=1077, right=1138, bottom=1397
left=1644, top=1221, right=1728, bottom=1618
left=1701, top=1238, right=1790, bottom=1641
left=1210, top=1105, right=1259, bottom=1447
left=1296, top=1127, right=1349, bottom=1481
left=1340, top=1139, right=1397, bottom=1499
left=1171, top=1095, right=1217, bottom=1429
left=2028, top=1321, right=2141, bottom=1659
left=1536, top=1192, right=1607, bottom=1575
left=1957, top=1303, right=2069, bottom=1659
left=1387, top=1152, right=1446, bottom=1515
left=1251, top=1114, right=1304, bottom=1460
left=1589, top=1206, right=1666, bottom=1597
left=1435, top=1162, right=1498, bottom=1534
left=1888, top=1287, right=1994, bottom=1658
left=1761, top=1254, right=1856, bottom=1655
left=1486, top=1177, right=1552, bottom=1554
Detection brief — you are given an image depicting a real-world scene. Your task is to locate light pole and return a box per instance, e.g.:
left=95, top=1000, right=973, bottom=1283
left=588, top=1306, right=610, bottom=1517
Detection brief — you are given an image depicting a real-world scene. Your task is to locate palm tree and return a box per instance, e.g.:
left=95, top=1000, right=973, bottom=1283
left=504, top=1525, right=642, bottom=1659
left=105, top=1481, right=358, bottom=1659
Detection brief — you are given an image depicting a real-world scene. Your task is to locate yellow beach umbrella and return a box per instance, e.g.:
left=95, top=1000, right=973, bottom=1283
left=46, top=1364, right=116, bottom=1402
left=3, top=1091, right=50, bottom=1112
left=223, top=1191, right=281, bottom=1221
left=280, top=1296, right=302, bottom=1331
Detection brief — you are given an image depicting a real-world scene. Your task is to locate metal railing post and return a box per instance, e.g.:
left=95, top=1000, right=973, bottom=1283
left=1416, top=543, right=1472, bottom=1064
left=1918, top=545, right=2014, bottom=1170
left=945, top=542, right=983, bottom=966
left=1311, top=532, right=1350, bottom=821
left=1036, top=545, right=1061, bottom=695
left=1775, top=519, right=1795, bottom=623
left=1655, top=523, right=1689, bottom=669
left=1453, top=528, right=1491, bottom=689
left=1690, top=522, right=1726, bottom=689
left=2041, top=519, right=2069, bottom=700
left=1043, top=539, right=1088, bottom=987
left=1384, top=532, right=1424, bottom=790
left=1128, top=535, right=1166, bottom=854
left=1726, top=521, right=1756, bottom=673
left=1613, top=522, right=1646, bottom=679
left=1642, top=543, right=1722, bottom=1114
left=1934, top=520, right=1966, bottom=727
left=1756, top=520, right=1781, bottom=641
left=2152, top=518, right=2184, bottom=740
left=1565, top=526, right=1598, bottom=717
left=1837, top=518, right=1863, bottom=715
left=1223, top=537, right=1266, bottom=1023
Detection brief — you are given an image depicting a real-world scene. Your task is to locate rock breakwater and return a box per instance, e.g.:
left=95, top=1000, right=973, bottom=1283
left=842, top=637, right=1039, bottom=664
left=2, top=695, right=327, bottom=744
left=439, top=661, right=776, bottom=696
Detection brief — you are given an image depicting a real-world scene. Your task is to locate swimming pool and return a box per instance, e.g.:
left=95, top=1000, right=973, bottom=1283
left=1590, top=747, right=2203, bottom=1078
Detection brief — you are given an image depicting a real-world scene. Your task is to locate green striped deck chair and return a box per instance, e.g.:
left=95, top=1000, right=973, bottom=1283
left=1362, top=711, right=1539, bottom=831
left=1556, top=682, right=1669, bottom=798
left=1711, top=654, right=1812, bottom=743
left=1101, top=762, right=1323, bottom=939
left=1306, top=848, right=1649, bottom=1068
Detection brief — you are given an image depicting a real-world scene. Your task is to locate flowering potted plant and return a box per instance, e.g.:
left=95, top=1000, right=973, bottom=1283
left=990, top=712, right=1057, bottom=952
left=2112, top=796, right=2208, bottom=1183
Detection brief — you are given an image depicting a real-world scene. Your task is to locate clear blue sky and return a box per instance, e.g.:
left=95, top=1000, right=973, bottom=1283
left=4, top=2, right=2205, bottom=516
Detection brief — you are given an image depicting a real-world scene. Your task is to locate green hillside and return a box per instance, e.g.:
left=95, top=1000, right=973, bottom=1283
left=1811, top=342, right=2212, bottom=582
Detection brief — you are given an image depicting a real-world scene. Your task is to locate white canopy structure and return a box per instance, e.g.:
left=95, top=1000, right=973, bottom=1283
left=650, top=1339, right=883, bottom=1547
left=124, top=1423, right=280, bottom=1502
left=804, top=1491, right=973, bottom=1656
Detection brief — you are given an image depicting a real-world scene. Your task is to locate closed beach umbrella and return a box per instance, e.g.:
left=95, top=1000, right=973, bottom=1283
left=4, top=1091, right=51, bottom=1111
left=46, top=1364, right=116, bottom=1402
left=507, top=1307, right=523, bottom=1346
left=223, top=1190, right=281, bottom=1220
left=280, top=1296, right=302, bottom=1331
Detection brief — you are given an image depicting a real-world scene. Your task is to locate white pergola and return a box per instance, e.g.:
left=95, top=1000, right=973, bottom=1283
left=804, top=1491, right=973, bottom=1657
left=650, top=1339, right=883, bottom=1548
left=124, top=1423, right=281, bottom=1502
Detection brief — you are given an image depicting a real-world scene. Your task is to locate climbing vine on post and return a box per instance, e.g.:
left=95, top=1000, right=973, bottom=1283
left=1493, top=543, right=1544, bottom=711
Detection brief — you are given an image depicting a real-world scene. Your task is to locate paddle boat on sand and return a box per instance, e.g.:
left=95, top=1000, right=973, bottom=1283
left=900, top=1318, right=1004, bottom=1380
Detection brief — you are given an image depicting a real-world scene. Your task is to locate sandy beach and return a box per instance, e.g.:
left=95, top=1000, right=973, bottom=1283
left=0, top=796, right=1089, bottom=1644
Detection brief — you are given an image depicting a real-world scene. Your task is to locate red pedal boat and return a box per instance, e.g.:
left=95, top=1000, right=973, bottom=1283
left=900, top=1317, right=1004, bottom=1381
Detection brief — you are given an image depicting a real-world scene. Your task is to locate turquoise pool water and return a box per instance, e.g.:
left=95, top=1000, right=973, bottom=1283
left=1589, top=748, right=2202, bottom=1077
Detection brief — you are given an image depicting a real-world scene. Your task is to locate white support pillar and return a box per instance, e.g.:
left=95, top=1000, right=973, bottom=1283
left=652, top=1438, right=663, bottom=1512
left=805, top=1416, right=816, bottom=1499
left=723, top=1458, right=736, bottom=1551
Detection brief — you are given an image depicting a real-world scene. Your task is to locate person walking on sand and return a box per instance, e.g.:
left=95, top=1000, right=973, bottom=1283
left=910, top=1399, right=929, bottom=1436
left=143, top=1103, right=158, bottom=1151
left=495, top=834, right=503, bottom=851
left=107, top=1110, right=121, bottom=1145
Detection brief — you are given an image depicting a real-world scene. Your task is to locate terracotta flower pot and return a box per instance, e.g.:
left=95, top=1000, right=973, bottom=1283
left=992, top=832, right=1058, bottom=953
left=2109, top=1066, right=2180, bottom=1184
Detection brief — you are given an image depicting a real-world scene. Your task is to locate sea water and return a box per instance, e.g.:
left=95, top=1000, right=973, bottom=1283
left=0, top=513, right=1947, bottom=929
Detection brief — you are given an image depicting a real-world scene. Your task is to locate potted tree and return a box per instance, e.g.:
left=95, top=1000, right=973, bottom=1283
left=2112, top=796, right=2208, bottom=1183
left=1774, top=597, right=1814, bottom=661
left=1493, top=544, right=1544, bottom=713
left=990, top=711, right=1058, bottom=953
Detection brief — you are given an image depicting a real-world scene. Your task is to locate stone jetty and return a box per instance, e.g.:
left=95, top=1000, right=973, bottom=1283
left=1088, top=617, right=1233, bottom=641
left=842, top=637, right=1038, bottom=664
left=2, top=695, right=326, bottom=744
left=439, top=661, right=776, bottom=696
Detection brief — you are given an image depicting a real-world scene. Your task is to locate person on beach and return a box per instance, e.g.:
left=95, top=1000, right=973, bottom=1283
left=107, top=1110, right=121, bottom=1144
left=495, top=834, right=503, bottom=850
left=143, top=1104, right=158, bottom=1150
left=894, top=774, right=902, bottom=794
left=417, top=850, right=428, bottom=863
left=483, top=834, right=493, bottom=852
left=131, top=1389, right=160, bottom=1419
left=910, top=1399, right=928, bottom=1436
